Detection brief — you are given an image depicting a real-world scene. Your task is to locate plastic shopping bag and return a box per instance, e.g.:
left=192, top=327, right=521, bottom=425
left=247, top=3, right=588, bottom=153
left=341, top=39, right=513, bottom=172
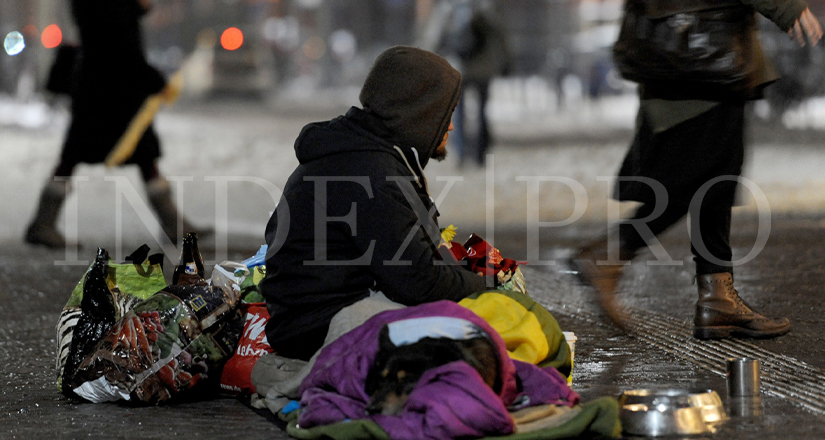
left=219, top=302, right=273, bottom=395
left=67, top=279, right=245, bottom=404
left=57, top=245, right=166, bottom=392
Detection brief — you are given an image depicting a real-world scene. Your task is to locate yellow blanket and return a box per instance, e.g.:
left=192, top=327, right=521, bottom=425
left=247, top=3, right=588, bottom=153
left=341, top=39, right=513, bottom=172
left=459, top=290, right=571, bottom=376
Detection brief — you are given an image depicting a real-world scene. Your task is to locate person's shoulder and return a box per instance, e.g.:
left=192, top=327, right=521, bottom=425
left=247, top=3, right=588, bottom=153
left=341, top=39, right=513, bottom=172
left=347, top=150, right=412, bottom=189
left=294, top=145, right=407, bottom=185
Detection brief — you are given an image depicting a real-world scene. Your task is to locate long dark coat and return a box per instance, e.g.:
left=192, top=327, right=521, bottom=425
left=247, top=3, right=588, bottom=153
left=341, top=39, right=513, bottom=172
left=615, top=98, right=745, bottom=208
left=61, top=0, right=166, bottom=166
left=614, top=0, right=809, bottom=208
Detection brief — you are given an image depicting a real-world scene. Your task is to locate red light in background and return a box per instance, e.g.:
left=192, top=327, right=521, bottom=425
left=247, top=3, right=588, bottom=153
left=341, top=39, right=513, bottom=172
left=220, top=27, right=243, bottom=51
left=41, top=24, right=62, bottom=48
left=22, top=24, right=38, bottom=36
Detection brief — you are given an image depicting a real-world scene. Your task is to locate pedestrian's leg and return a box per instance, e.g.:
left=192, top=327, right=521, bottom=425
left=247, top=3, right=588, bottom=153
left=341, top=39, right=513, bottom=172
left=138, top=161, right=160, bottom=182
left=24, top=162, right=76, bottom=249
left=142, top=161, right=212, bottom=244
left=691, top=205, right=791, bottom=339
left=475, top=81, right=491, bottom=165
left=570, top=202, right=686, bottom=329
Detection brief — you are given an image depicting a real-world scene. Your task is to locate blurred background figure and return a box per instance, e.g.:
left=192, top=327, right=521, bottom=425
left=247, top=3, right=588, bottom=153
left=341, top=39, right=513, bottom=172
left=24, top=0, right=206, bottom=249
left=437, top=0, right=511, bottom=168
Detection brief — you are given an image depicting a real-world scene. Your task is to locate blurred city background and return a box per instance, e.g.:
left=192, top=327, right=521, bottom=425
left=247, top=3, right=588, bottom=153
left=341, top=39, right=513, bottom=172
left=3, top=0, right=825, bottom=127
left=2, top=0, right=825, bottom=251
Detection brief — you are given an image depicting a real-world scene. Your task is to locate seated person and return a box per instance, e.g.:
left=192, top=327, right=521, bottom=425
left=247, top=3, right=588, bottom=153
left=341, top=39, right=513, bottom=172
left=259, top=46, right=493, bottom=362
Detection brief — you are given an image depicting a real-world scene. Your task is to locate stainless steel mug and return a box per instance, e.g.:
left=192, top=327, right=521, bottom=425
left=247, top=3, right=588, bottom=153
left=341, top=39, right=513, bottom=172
left=728, top=396, right=763, bottom=417
left=726, top=357, right=761, bottom=397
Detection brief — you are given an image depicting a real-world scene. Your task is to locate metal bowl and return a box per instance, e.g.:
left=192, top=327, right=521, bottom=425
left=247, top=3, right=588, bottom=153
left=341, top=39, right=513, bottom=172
left=618, top=389, right=727, bottom=436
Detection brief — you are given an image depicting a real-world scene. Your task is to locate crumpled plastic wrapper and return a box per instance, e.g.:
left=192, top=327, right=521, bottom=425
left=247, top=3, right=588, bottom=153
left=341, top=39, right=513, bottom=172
left=440, top=229, right=528, bottom=296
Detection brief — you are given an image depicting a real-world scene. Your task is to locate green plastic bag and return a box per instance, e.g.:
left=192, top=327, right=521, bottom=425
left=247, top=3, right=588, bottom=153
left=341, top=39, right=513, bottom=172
left=56, top=245, right=167, bottom=391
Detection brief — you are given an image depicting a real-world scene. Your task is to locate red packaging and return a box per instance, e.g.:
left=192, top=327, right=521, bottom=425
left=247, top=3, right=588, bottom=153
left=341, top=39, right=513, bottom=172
left=463, top=234, right=518, bottom=276
left=219, top=303, right=273, bottom=395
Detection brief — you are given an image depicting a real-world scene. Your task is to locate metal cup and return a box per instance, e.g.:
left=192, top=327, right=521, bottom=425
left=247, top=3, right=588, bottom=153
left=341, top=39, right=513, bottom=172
left=728, top=396, right=763, bottom=417
left=726, top=357, right=761, bottom=397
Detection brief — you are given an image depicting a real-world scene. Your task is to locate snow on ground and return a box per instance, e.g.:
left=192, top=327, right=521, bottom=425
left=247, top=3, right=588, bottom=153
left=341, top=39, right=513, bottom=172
left=1, top=89, right=824, bottom=253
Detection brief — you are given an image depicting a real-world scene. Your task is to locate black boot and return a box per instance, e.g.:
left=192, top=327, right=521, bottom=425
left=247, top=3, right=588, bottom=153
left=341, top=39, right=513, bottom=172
left=146, top=178, right=213, bottom=244
left=568, top=234, right=633, bottom=330
left=694, top=273, right=791, bottom=339
left=24, top=180, right=69, bottom=249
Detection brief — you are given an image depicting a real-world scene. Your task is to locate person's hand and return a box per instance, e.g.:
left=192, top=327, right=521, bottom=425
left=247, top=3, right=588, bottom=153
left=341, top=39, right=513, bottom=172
left=495, top=258, right=518, bottom=286
left=473, top=258, right=519, bottom=286
left=496, top=269, right=513, bottom=285
left=788, top=8, right=823, bottom=47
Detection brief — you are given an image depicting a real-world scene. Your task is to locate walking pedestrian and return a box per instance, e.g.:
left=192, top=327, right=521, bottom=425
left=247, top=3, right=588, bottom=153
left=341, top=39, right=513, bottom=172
left=570, top=0, right=822, bottom=339
left=440, top=1, right=511, bottom=167
left=25, top=0, right=206, bottom=248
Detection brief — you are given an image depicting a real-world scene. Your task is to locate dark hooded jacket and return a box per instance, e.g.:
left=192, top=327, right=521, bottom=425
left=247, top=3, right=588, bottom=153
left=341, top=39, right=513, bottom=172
left=260, top=46, right=487, bottom=360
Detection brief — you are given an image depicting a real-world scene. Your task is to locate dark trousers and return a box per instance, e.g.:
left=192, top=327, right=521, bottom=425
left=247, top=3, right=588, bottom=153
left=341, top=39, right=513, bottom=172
left=453, top=80, right=491, bottom=166
left=619, top=202, right=733, bottom=275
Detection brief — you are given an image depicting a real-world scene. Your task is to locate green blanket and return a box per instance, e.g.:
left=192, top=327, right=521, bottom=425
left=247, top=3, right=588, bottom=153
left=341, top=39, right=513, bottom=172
left=282, top=397, right=621, bottom=439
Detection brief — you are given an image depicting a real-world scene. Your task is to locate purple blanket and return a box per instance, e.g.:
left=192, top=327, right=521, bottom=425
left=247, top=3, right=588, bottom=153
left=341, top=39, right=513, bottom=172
left=297, top=301, right=579, bottom=440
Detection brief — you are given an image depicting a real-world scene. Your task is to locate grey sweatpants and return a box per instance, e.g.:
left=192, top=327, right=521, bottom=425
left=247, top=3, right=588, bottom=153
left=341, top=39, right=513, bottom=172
left=250, top=291, right=405, bottom=413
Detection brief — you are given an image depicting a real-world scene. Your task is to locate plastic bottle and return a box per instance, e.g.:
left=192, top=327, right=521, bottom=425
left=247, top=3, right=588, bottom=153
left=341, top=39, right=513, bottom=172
left=172, top=232, right=205, bottom=285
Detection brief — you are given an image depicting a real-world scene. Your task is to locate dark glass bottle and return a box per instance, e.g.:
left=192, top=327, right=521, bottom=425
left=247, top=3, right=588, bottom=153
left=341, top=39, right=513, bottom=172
left=172, top=232, right=205, bottom=285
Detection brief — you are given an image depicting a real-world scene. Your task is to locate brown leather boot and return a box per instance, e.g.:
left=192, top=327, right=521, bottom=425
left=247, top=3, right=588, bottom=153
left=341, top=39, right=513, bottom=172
left=694, top=273, right=791, bottom=340
left=568, top=237, right=631, bottom=330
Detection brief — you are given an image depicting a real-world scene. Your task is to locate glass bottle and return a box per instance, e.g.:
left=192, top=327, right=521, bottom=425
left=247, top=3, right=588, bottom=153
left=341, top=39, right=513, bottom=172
left=172, top=232, right=205, bottom=285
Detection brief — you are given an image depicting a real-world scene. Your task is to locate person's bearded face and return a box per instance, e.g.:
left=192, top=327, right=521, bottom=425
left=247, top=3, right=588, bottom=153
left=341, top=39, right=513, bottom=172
left=431, top=122, right=454, bottom=161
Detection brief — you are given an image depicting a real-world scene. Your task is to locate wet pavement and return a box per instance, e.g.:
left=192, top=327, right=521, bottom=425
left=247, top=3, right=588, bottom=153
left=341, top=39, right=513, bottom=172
left=514, top=213, right=825, bottom=439
left=2, top=96, right=825, bottom=438
left=3, top=214, right=825, bottom=439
